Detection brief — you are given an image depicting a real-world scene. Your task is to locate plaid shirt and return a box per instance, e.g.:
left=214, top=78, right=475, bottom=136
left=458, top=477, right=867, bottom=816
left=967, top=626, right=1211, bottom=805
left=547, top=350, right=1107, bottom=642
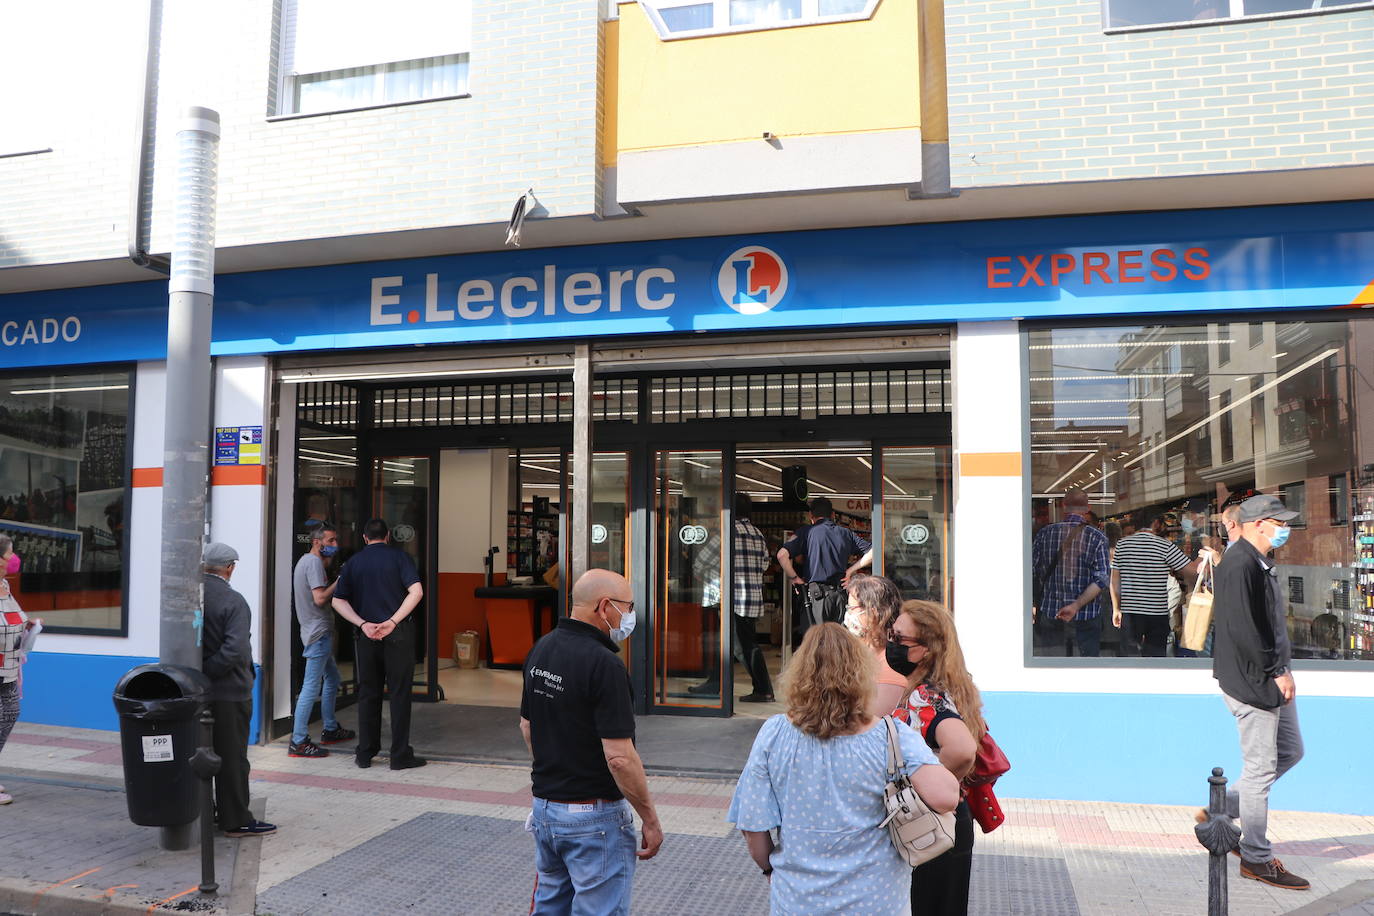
left=732, top=518, right=769, bottom=619
left=1032, top=514, right=1110, bottom=621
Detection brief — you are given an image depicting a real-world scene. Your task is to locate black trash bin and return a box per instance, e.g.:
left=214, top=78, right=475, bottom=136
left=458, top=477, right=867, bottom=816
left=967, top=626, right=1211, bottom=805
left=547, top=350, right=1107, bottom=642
left=112, top=664, right=212, bottom=827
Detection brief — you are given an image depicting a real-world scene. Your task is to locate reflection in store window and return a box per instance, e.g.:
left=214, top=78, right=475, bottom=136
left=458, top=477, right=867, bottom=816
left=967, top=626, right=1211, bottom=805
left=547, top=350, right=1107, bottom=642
left=1028, top=317, right=1374, bottom=662
left=0, top=369, right=132, bottom=634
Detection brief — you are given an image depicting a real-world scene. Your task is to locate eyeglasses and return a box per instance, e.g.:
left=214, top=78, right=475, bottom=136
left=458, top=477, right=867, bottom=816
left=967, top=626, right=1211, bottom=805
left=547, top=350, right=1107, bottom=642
left=886, top=629, right=924, bottom=648
left=605, top=598, right=635, bottom=613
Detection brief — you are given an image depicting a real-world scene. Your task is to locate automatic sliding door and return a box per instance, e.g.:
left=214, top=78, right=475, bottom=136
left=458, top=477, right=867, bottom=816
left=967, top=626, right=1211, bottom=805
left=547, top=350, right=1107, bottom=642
left=879, top=446, right=952, bottom=606
left=371, top=455, right=437, bottom=697
left=652, top=450, right=726, bottom=712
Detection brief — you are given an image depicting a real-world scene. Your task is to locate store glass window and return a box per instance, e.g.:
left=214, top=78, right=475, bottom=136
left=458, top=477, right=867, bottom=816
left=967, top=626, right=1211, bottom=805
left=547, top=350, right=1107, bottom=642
left=0, top=369, right=132, bottom=634
left=1029, top=317, right=1374, bottom=662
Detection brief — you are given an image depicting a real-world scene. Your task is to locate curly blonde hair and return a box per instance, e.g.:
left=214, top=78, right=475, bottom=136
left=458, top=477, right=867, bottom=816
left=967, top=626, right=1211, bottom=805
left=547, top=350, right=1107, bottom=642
left=896, top=600, right=986, bottom=742
left=783, top=622, right=875, bottom=740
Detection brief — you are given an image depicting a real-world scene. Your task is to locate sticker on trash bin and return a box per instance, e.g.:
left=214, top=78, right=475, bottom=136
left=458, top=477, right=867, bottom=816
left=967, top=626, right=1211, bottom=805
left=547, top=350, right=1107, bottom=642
left=142, top=735, right=174, bottom=762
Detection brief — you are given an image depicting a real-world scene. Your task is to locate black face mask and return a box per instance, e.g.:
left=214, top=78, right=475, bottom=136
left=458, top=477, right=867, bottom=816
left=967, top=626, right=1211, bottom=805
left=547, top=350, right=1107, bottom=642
left=885, top=641, right=919, bottom=677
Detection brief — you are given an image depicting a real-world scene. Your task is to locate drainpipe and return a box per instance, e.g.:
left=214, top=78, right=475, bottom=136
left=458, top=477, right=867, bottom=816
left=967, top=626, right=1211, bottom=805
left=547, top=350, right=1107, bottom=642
left=913, top=0, right=954, bottom=199
left=129, top=0, right=170, bottom=273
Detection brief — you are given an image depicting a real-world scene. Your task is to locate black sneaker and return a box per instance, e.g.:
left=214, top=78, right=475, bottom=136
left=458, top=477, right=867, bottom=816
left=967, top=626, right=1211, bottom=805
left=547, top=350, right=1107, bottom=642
left=319, top=726, right=356, bottom=745
left=224, top=820, right=277, bottom=838
left=686, top=682, right=720, bottom=697
left=1240, top=857, right=1310, bottom=890
left=355, top=755, right=374, bottom=769
left=288, top=739, right=328, bottom=758
left=738, top=693, right=775, bottom=703
left=389, top=754, right=427, bottom=771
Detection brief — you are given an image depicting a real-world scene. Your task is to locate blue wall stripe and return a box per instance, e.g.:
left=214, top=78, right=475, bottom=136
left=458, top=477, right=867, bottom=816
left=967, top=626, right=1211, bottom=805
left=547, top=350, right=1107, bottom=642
left=983, top=691, right=1372, bottom=816
left=21, top=652, right=263, bottom=742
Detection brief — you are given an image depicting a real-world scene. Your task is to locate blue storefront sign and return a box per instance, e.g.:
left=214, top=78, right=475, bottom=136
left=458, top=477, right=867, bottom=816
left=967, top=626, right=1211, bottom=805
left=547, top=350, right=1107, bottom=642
left=1, top=200, right=1371, bottom=369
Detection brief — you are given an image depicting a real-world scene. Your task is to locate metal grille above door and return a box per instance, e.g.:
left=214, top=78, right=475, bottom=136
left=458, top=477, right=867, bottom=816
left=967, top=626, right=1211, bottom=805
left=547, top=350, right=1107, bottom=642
left=369, top=378, right=639, bottom=428
left=297, top=381, right=359, bottom=429
left=647, top=367, right=949, bottom=423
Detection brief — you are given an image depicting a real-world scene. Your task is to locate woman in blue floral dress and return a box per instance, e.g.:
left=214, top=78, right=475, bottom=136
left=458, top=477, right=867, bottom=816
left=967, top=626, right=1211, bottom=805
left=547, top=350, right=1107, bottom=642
left=728, top=622, right=959, bottom=915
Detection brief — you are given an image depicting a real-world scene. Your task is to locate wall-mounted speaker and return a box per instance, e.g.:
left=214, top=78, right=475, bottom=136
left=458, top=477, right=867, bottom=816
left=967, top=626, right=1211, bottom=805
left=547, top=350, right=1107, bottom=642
left=781, top=465, right=808, bottom=511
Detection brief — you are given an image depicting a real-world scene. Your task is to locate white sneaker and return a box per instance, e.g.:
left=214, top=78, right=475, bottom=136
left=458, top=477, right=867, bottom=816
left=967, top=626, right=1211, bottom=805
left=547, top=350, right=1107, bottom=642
left=0, top=792, right=12, bottom=805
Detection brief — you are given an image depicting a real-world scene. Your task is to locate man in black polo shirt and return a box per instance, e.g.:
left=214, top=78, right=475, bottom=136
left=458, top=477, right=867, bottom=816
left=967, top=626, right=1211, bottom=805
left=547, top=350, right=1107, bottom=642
left=520, top=568, right=663, bottom=915
left=777, top=497, right=873, bottom=634
left=330, top=518, right=425, bottom=770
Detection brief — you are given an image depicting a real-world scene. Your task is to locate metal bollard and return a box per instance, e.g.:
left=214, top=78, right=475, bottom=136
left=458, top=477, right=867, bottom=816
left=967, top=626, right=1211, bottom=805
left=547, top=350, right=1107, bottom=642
left=1194, top=767, right=1240, bottom=916
left=189, top=704, right=222, bottom=895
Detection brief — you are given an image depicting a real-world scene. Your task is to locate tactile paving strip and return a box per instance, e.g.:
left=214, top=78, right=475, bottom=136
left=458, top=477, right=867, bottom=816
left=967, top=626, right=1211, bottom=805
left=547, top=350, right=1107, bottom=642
left=255, top=811, right=771, bottom=915
left=969, top=854, right=1081, bottom=915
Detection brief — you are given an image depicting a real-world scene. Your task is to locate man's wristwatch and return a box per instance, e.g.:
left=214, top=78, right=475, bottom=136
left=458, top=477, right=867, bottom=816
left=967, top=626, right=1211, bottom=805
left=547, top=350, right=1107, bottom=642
left=1273, top=665, right=1290, bottom=677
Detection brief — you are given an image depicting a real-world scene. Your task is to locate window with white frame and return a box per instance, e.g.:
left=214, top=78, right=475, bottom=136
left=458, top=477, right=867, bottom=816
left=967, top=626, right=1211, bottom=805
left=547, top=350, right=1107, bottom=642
left=640, top=0, right=876, bottom=39
left=1105, top=0, right=1369, bottom=30
left=277, top=0, right=471, bottom=116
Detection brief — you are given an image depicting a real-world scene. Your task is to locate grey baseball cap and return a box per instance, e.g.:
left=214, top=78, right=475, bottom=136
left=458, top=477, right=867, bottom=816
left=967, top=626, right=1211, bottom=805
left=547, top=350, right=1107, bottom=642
left=1237, top=494, right=1298, bottom=524
left=202, top=542, right=240, bottom=566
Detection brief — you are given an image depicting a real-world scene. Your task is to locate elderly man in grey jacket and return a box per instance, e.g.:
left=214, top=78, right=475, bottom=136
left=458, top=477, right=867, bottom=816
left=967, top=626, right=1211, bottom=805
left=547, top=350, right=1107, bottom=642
left=202, top=542, right=276, bottom=837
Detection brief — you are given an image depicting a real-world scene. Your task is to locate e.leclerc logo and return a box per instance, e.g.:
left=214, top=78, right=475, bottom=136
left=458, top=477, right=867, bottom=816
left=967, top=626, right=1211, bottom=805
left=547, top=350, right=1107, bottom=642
left=717, top=246, right=789, bottom=315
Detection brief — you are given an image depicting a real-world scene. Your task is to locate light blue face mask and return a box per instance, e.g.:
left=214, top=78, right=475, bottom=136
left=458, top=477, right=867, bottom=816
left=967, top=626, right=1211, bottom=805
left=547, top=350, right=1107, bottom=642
left=320, top=544, right=338, bottom=558
left=608, top=603, right=636, bottom=643
left=1267, top=523, right=1290, bottom=549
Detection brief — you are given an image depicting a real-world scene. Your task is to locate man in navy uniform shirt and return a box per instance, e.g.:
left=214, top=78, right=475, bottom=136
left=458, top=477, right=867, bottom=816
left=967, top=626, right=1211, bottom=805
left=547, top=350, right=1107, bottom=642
left=777, top=497, right=873, bottom=635
left=331, top=518, right=425, bottom=770
left=520, top=568, right=662, bottom=914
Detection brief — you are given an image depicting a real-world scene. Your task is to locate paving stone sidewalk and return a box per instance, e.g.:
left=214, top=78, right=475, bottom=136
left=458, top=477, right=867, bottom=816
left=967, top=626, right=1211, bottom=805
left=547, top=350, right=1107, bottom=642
left=2, top=722, right=1373, bottom=915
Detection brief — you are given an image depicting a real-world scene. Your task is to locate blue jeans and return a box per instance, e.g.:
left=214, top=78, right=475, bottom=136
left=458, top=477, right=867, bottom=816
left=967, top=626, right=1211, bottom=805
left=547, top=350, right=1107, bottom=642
left=291, top=634, right=341, bottom=744
left=529, top=797, right=637, bottom=915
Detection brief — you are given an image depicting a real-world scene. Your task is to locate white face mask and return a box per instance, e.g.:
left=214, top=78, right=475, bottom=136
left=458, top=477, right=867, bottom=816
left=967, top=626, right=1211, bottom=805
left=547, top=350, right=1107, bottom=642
left=843, top=606, right=868, bottom=640
left=609, top=609, right=636, bottom=643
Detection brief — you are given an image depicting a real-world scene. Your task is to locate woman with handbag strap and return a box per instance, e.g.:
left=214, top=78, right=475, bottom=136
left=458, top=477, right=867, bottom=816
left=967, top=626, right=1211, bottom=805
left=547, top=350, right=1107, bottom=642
left=728, top=623, right=958, bottom=915
left=886, top=600, right=986, bottom=916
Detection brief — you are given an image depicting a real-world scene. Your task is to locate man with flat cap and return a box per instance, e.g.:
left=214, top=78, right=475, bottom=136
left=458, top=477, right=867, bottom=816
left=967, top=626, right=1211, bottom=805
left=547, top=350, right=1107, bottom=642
left=202, top=542, right=275, bottom=837
left=1211, top=494, right=1306, bottom=890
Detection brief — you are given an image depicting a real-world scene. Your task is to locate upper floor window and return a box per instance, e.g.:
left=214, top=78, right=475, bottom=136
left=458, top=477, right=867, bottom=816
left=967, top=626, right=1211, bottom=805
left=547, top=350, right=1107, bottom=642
left=640, top=0, right=876, bottom=39
left=1106, top=0, right=1371, bottom=31
left=277, top=0, right=471, bottom=116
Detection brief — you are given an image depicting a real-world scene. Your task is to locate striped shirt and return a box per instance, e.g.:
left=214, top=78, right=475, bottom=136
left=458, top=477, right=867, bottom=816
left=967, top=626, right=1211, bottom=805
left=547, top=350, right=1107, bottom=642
left=1111, top=531, right=1190, bottom=616
left=1031, top=515, right=1110, bottom=621
left=732, top=518, right=769, bottom=619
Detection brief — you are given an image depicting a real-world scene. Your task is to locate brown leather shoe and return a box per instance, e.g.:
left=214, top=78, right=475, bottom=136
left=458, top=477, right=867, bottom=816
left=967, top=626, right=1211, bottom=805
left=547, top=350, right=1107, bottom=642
left=1240, top=857, right=1310, bottom=890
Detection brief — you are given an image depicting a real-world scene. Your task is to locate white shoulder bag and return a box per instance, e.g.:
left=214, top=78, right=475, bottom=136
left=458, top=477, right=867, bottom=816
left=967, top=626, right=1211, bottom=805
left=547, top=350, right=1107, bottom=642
left=879, top=715, right=956, bottom=867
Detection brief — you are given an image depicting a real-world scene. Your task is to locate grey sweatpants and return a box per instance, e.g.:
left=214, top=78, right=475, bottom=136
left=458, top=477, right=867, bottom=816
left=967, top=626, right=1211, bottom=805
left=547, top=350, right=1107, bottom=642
left=1222, top=692, right=1304, bottom=863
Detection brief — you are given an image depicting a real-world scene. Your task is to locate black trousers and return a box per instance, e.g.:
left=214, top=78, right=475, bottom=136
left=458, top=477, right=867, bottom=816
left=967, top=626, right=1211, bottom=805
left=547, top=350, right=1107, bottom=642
left=354, top=619, right=416, bottom=761
left=1124, top=613, right=1170, bottom=657
left=699, top=613, right=774, bottom=697
left=911, top=800, right=974, bottom=916
left=803, top=582, right=847, bottom=630
left=211, top=698, right=253, bottom=831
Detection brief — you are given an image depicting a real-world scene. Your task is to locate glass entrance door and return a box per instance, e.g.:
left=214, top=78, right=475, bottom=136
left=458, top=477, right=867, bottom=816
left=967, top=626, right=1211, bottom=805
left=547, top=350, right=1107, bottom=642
left=878, top=446, right=953, bottom=606
left=371, top=455, right=438, bottom=698
left=651, top=449, right=727, bottom=713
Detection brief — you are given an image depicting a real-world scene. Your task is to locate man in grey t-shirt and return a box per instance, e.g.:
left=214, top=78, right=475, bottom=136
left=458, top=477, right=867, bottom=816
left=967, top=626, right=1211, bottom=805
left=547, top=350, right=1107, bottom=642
left=289, top=525, right=354, bottom=757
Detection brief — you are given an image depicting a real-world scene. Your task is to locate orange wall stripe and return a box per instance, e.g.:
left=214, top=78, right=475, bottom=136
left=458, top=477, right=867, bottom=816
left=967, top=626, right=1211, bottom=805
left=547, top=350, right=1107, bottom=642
left=131, top=467, right=163, bottom=488
left=211, top=465, right=266, bottom=486
left=959, top=452, right=1022, bottom=477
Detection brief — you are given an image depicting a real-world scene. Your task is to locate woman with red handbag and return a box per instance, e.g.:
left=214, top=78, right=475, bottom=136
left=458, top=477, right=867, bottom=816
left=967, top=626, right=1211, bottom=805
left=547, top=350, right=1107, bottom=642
left=887, top=600, right=987, bottom=916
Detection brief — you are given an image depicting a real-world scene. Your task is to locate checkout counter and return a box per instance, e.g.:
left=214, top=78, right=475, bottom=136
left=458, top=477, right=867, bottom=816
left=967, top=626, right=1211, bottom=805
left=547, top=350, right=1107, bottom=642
left=475, top=584, right=558, bottom=668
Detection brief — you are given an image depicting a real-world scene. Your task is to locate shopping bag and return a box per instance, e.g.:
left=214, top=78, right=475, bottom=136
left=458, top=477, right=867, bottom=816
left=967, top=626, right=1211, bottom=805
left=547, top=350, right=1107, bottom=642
left=1181, top=557, right=1214, bottom=652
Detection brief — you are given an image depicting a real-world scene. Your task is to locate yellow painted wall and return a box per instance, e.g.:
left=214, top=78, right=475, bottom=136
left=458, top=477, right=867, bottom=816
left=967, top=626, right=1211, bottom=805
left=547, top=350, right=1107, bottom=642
left=607, top=0, right=920, bottom=165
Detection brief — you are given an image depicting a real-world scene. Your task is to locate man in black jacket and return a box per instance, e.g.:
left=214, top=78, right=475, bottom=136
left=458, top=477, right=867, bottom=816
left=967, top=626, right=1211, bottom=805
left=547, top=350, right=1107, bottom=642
left=1211, top=494, right=1305, bottom=890
left=202, top=542, right=276, bottom=837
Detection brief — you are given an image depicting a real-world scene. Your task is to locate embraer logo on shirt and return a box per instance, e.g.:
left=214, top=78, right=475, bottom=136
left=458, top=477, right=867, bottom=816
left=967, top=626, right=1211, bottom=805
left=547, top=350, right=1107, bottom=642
left=530, top=666, right=565, bottom=697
